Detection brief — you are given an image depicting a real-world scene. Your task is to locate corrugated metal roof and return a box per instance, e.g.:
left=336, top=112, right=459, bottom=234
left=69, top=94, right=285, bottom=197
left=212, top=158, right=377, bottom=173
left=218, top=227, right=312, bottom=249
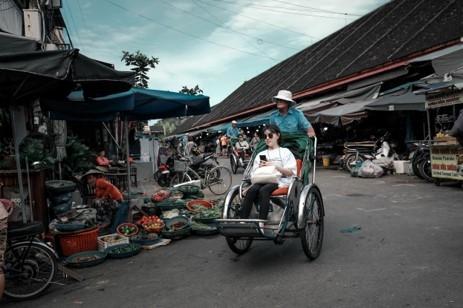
left=193, top=0, right=462, bottom=129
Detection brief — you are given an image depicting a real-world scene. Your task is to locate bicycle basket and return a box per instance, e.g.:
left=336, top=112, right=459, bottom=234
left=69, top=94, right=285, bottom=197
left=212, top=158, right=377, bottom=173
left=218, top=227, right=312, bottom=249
left=174, top=160, right=188, bottom=172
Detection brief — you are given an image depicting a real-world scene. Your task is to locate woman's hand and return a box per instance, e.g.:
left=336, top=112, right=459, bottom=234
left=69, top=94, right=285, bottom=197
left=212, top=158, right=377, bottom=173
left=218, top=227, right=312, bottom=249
left=259, top=160, right=272, bottom=167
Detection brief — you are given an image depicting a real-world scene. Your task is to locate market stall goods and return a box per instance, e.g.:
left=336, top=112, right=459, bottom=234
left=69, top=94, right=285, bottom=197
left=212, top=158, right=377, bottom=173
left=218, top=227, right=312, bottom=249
left=116, top=223, right=139, bottom=237
left=65, top=250, right=107, bottom=268
left=106, top=243, right=142, bottom=259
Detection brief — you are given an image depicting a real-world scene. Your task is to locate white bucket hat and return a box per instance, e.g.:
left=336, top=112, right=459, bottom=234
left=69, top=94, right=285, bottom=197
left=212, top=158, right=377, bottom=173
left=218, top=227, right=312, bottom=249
left=231, top=120, right=237, bottom=124
left=273, top=89, right=295, bottom=105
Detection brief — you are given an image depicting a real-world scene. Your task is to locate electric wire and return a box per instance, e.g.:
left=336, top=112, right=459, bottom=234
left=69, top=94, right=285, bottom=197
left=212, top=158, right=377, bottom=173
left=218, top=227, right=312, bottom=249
left=158, top=0, right=299, bottom=51
left=195, top=0, right=317, bottom=39
left=102, top=0, right=281, bottom=61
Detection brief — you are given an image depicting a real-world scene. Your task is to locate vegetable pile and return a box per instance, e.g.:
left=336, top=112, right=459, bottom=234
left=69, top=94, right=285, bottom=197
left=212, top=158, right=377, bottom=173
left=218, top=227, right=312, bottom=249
left=138, top=215, right=164, bottom=233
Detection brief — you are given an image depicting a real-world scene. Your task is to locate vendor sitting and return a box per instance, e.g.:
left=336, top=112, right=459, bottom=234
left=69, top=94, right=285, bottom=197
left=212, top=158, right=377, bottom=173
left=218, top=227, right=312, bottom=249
left=96, top=149, right=112, bottom=167
left=84, top=170, right=126, bottom=232
left=85, top=170, right=122, bottom=201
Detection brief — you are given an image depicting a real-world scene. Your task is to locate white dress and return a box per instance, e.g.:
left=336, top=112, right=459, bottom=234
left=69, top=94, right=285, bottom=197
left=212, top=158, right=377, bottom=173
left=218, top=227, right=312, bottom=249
left=251, top=147, right=297, bottom=187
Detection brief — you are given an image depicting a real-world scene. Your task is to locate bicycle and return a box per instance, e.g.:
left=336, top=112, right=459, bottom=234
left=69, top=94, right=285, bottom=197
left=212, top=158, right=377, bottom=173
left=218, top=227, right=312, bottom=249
left=3, top=221, right=58, bottom=300
left=170, top=153, right=233, bottom=195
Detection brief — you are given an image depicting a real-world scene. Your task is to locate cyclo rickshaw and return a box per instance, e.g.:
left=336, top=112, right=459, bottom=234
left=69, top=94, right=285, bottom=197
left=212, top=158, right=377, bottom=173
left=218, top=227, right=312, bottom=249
left=217, top=134, right=325, bottom=260
left=229, top=142, right=251, bottom=174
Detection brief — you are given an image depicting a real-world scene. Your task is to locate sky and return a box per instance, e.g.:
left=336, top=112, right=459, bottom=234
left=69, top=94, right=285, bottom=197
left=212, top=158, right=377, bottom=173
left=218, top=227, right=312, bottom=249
left=61, top=0, right=388, bottom=107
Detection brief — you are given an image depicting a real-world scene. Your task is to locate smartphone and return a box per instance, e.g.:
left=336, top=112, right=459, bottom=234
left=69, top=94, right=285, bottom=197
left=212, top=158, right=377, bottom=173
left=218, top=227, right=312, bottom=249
left=259, top=155, right=267, bottom=161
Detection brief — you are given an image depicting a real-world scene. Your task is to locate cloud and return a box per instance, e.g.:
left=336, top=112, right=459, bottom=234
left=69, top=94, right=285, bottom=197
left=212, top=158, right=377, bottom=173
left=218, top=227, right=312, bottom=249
left=146, top=0, right=386, bottom=104
left=71, top=0, right=387, bottom=105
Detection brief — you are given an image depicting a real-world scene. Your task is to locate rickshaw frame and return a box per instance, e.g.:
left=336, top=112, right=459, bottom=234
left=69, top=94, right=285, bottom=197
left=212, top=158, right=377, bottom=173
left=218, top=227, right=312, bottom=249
left=217, top=136, right=325, bottom=260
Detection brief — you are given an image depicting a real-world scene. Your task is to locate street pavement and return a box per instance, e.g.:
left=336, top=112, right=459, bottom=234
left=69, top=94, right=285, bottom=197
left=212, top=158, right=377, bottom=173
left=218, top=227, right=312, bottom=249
left=3, top=163, right=463, bottom=308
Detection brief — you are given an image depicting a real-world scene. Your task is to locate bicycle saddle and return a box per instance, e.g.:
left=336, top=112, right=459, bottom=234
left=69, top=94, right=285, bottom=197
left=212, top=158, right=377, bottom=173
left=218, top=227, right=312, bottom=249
left=7, top=221, right=44, bottom=238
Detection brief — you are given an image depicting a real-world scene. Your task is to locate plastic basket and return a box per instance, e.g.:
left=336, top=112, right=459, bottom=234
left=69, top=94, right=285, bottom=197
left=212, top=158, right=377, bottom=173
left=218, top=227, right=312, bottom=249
left=174, top=160, right=188, bottom=172
left=97, top=233, right=130, bottom=252
left=57, top=227, right=99, bottom=257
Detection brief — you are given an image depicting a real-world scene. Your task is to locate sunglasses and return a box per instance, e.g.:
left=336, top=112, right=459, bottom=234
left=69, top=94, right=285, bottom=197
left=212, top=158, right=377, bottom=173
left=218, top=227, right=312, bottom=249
left=264, top=133, right=275, bottom=139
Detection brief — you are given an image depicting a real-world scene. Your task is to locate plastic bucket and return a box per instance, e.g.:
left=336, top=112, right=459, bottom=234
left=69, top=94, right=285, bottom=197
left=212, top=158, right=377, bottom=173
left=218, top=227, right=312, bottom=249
left=322, top=155, right=330, bottom=168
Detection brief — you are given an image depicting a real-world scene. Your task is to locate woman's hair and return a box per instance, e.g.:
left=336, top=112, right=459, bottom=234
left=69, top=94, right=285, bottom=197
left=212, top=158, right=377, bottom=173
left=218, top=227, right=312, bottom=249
left=264, top=124, right=281, bottom=143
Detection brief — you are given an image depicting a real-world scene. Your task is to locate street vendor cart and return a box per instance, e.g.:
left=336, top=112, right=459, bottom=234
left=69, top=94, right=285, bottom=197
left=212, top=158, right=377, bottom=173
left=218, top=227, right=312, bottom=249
left=426, top=89, right=463, bottom=185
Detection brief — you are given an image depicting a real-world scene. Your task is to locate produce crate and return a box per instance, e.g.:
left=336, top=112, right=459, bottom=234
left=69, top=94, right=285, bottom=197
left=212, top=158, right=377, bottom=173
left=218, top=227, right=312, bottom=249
left=97, top=233, right=130, bottom=252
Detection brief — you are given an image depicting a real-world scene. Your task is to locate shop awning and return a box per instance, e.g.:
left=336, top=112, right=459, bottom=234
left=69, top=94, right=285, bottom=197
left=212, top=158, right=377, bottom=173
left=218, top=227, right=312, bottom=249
left=0, top=48, right=134, bottom=103
left=315, top=101, right=371, bottom=126
left=365, top=88, right=426, bottom=111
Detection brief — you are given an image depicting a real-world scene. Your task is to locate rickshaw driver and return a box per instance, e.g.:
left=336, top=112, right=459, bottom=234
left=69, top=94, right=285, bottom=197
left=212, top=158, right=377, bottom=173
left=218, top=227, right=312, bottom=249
left=269, top=89, right=316, bottom=137
left=234, top=134, right=250, bottom=163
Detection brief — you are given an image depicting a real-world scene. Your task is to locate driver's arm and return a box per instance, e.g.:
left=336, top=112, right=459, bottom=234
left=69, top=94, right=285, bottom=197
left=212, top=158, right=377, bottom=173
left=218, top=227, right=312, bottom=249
left=307, top=127, right=316, bottom=137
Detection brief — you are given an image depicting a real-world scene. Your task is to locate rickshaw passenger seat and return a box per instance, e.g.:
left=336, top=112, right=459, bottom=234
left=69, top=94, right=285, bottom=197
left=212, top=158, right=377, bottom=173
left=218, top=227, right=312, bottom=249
left=271, top=159, right=303, bottom=196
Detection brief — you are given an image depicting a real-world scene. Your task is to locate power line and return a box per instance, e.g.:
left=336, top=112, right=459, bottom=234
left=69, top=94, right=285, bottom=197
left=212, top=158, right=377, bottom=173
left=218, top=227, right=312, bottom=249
left=158, top=0, right=299, bottom=51
left=255, top=0, right=362, bottom=17
left=192, top=0, right=278, bottom=59
left=208, top=0, right=357, bottom=20
left=102, top=0, right=280, bottom=61
left=196, top=0, right=316, bottom=39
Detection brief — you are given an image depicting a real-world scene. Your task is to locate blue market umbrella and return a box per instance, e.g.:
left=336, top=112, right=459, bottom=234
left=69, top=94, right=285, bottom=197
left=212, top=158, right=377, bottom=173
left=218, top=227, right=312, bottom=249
left=43, top=87, right=210, bottom=121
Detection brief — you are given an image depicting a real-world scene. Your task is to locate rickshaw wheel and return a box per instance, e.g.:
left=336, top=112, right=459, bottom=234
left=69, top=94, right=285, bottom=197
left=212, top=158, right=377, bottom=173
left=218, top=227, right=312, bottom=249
left=230, top=154, right=238, bottom=174
left=225, top=188, right=252, bottom=254
left=300, top=186, right=324, bottom=260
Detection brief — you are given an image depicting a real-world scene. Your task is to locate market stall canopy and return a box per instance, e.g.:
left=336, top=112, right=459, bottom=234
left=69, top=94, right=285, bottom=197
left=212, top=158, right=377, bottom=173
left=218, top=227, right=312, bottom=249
left=124, top=88, right=210, bottom=120
left=365, top=87, right=426, bottom=111
left=299, top=83, right=381, bottom=126
left=431, top=47, right=463, bottom=77
left=43, top=88, right=211, bottom=121
left=237, top=110, right=272, bottom=128
left=0, top=32, right=39, bottom=53
left=208, top=122, right=230, bottom=133
left=0, top=37, right=135, bottom=103
left=42, top=90, right=135, bottom=121
left=315, top=101, right=371, bottom=126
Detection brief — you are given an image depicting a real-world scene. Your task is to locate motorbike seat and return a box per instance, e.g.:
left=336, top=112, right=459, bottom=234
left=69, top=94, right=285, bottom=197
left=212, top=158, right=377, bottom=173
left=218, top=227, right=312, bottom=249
left=7, top=221, right=44, bottom=239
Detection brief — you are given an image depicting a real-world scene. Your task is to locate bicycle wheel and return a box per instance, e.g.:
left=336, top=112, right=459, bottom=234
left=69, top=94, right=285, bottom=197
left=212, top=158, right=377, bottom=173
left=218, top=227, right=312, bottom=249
left=300, top=186, right=324, bottom=260
left=4, top=241, right=57, bottom=300
left=170, top=172, right=192, bottom=187
left=206, top=166, right=232, bottom=195
left=225, top=188, right=252, bottom=254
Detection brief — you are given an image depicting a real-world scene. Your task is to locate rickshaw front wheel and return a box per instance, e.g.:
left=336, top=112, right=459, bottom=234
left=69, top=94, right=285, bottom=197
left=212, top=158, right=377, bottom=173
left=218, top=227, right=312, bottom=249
left=300, top=186, right=324, bottom=260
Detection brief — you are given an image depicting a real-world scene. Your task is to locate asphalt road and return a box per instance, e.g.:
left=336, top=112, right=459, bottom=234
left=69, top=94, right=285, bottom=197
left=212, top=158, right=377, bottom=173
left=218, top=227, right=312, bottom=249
left=3, top=165, right=463, bottom=308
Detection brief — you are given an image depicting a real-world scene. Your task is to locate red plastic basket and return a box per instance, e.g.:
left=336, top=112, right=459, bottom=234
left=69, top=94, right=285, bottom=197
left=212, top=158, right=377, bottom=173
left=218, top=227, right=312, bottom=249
left=57, top=227, right=99, bottom=256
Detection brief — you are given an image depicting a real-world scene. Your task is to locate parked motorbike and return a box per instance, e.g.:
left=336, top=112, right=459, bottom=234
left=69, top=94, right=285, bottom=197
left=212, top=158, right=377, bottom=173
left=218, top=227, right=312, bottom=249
left=409, top=142, right=432, bottom=182
left=342, top=132, right=397, bottom=173
left=153, top=155, right=175, bottom=187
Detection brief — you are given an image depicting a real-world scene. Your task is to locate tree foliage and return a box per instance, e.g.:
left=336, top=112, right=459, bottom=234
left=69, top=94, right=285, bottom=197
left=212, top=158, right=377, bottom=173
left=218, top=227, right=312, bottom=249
left=179, top=85, right=203, bottom=96
left=121, top=50, right=159, bottom=88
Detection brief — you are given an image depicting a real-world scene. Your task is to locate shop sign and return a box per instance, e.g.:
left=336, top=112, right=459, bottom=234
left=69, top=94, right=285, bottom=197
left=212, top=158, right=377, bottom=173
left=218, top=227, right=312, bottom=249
left=431, top=147, right=463, bottom=180
left=426, top=91, right=463, bottom=109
